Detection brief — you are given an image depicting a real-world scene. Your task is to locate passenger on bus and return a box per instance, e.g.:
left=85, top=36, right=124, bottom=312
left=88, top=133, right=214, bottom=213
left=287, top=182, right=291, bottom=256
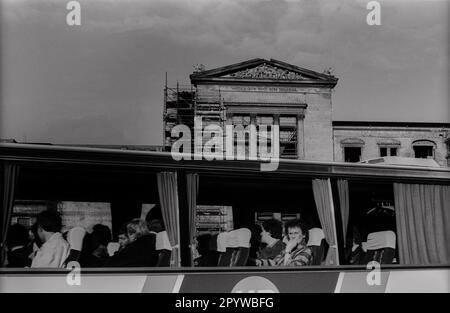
left=31, top=210, right=70, bottom=268
left=117, top=223, right=130, bottom=251
left=255, top=219, right=285, bottom=266
left=84, top=224, right=112, bottom=267
left=104, top=219, right=157, bottom=267
left=145, top=204, right=166, bottom=231
left=27, top=223, right=42, bottom=263
left=6, top=224, right=31, bottom=267
left=147, top=218, right=165, bottom=233
left=270, top=219, right=312, bottom=267
left=29, top=223, right=42, bottom=248
left=104, top=223, right=126, bottom=257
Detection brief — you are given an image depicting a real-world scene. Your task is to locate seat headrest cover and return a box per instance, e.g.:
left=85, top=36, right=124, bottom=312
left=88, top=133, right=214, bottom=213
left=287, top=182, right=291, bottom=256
left=307, top=228, right=325, bottom=247
left=67, top=226, right=86, bottom=251
left=217, top=228, right=251, bottom=251
left=156, top=231, right=172, bottom=251
left=364, top=230, right=396, bottom=250
left=216, top=232, right=230, bottom=252
left=226, top=228, right=251, bottom=248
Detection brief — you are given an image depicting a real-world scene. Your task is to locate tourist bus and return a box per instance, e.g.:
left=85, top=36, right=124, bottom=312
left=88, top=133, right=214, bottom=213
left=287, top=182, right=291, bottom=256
left=0, top=142, right=449, bottom=293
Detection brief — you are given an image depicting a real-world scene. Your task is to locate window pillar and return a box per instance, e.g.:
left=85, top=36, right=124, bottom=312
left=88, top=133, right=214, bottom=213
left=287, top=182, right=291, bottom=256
left=250, top=114, right=257, bottom=158
left=297, top=114, right=305, bottom=159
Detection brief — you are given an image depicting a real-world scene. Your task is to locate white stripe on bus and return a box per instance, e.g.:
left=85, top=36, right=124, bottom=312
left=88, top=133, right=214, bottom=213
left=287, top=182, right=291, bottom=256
left=334, top=272, right=345, bottom=293
left=172, top=274, right=185, bottom=293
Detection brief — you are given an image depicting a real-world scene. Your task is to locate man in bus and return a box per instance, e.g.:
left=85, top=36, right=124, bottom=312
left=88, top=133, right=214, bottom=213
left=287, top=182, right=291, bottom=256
left=270, top=219, right=312, bottom=267
left=255, top=219, right=285, bottom=266
left=104, top=219, right=158, bottom=267
left=31, top=210, right=70, bottom=268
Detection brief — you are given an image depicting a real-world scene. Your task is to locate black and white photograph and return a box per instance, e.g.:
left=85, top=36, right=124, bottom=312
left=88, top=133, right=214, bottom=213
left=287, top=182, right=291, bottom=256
left=0, top=0, right=449, bottom=299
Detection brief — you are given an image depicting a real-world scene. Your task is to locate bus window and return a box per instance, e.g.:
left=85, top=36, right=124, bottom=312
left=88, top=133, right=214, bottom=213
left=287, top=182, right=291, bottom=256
left=345, top=181, right=398, bottom=265
left=3, top=165, right=166, bottom=269
left=192, top=174, right=328, bottom=268
left=346, top=180, right=450, bottom=266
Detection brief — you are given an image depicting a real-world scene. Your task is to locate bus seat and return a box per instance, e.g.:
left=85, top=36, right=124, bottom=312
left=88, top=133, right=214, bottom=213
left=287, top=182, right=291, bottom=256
left=307, top=228, right=327, bottom=265
left=64, top=226, right=87, bottom=266
left=217, top=232, right=230, bottom=253
left=217, top=228, right=251, bottom=266
left=67, top=226, right=86, bottom=252
left=226, top=228, right=251, bottom=249
left=218, top=247, right=250, bottom=266
left=154, top=231, right=173, bottom=266
left=307, top=228, right=325, bottom=246
left=362, top=230, right=396, bottom=264
left=156, top=231, right=172, bottom=251
left=218, top=248, right=233, bottom=266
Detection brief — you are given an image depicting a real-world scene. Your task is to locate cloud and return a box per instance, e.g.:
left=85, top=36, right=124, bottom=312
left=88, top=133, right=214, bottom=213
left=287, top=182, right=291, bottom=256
left=3, top=0, right=447, bottom=71
left=1, top=0, right=448, bottom=144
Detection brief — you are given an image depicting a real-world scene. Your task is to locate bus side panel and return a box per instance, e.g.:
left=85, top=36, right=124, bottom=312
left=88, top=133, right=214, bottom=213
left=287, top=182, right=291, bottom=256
left=0, top=274, right=178, bottom=293
left=1, top=269, right=449, bottom=293
left=385, top=269, right=450, bottom=293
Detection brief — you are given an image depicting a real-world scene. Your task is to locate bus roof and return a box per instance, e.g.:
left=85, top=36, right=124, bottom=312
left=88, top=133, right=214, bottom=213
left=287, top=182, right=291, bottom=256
left=360, top=156, right=441, bottom=168
left=1, top=142, right=449, bottom=182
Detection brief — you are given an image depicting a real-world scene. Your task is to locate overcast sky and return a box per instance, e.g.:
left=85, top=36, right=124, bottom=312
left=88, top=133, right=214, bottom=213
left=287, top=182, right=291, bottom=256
left=1, top=0, right=449, bottom=145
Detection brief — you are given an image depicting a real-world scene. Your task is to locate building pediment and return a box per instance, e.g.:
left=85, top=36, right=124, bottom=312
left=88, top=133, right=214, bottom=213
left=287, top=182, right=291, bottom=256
left=190, top=58, right=338, bottom=87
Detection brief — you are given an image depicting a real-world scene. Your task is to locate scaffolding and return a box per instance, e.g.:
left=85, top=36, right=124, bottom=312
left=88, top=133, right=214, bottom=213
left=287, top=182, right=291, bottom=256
left=163, top=80, right=224, bottom=153
left=163, top=82, right=195, bottom=151
left=193, top=89, right=224, bottom=153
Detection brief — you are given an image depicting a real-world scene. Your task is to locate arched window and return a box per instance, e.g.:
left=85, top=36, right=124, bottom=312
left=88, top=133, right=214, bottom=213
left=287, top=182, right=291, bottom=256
left=412, top=140, right=436, bottom=159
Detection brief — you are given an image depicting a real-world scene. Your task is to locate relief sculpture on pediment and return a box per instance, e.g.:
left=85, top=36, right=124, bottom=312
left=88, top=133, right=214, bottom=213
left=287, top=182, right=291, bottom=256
left=226, top=63, right=305, bottom=80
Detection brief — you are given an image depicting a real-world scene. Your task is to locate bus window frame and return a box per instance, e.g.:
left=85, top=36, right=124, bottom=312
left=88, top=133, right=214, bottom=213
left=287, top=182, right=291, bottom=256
left=1, top=143, right=450, bottom=272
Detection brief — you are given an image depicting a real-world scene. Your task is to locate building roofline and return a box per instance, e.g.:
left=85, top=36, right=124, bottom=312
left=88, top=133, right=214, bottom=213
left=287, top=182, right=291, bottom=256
left=333, top=121, right=450, bottom=128
left=190, top=58, right=338, bottom=87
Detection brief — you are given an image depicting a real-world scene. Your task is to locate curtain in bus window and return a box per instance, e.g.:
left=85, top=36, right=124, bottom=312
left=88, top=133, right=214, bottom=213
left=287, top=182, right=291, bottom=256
left=393, top=183, right=450, bottom=265
left=337, top=179, right=349, bottom=245
left=1, top=164, right=20, bottom=267
left=186, top=173, right=199, bottom=265
left=157, top=172, right=180, bottom=267
left=312, top=179, right=339, bottom=266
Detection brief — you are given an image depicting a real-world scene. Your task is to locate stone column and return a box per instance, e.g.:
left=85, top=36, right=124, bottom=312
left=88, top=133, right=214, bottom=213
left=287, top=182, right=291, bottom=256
left=297, top=114, right=305, bottom=159
left=273, top=114, right=280, bottom=158
left=225, top=112, right=234, bottom=159
left=249, top=114, right=257, bottom=159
